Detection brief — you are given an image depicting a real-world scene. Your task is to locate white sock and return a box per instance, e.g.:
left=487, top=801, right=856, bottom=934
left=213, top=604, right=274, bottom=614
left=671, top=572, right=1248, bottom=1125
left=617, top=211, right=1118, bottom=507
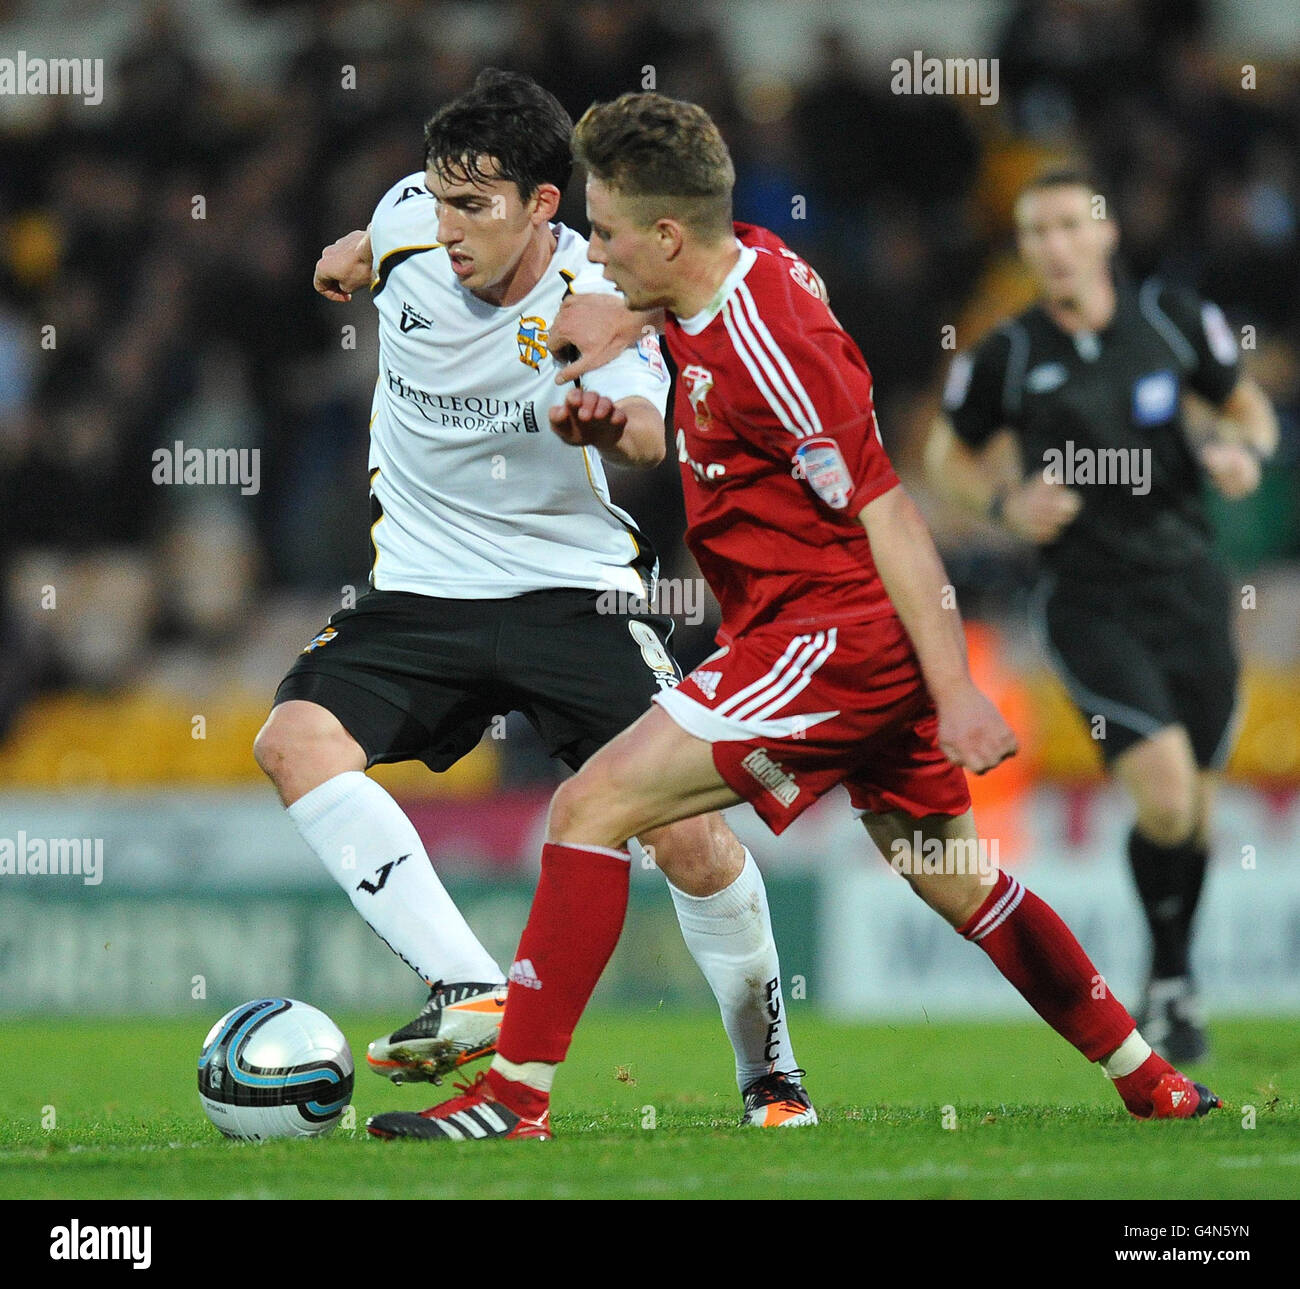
left=491, top=1055, right=556, bottom=1093
left=1101, top=1030, right=1153, bottom=1079
left=668, top=848, right=798, bottom=1092
left=288, top=771, right=503, bottom=986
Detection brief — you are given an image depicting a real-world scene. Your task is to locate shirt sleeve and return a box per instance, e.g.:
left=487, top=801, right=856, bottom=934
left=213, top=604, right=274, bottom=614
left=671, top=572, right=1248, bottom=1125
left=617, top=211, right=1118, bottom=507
left=566, top=267, right=671, bottom=413
left=1155, top=285, right=1241, bottom=405
left=730, top=312, right=899, bottom=520
left=368, top=174, right=438, bottom=292
left=942, top=329, right=1015, bottom=448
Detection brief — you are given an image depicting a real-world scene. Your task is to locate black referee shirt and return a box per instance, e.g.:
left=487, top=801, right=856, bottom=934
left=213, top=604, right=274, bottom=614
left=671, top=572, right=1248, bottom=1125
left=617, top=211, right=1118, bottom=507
left=943, top=276, right=1241, bottom=584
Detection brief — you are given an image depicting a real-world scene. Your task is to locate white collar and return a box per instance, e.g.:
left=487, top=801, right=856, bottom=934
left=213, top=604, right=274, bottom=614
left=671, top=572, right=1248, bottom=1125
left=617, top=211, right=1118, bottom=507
left=676, top=241, right=757, bottom=334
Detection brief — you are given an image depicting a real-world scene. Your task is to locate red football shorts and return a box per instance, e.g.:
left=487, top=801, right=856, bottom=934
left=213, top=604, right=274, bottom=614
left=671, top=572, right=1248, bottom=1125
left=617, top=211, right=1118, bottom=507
left=653, top=614, right=971, bottom=834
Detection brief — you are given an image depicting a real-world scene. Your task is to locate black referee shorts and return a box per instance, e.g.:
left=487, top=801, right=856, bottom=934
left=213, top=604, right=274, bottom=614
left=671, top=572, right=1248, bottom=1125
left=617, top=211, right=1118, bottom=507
left=1030, top=559, right=1241, bottom=769
left=273, top=588, right=681, bottom=773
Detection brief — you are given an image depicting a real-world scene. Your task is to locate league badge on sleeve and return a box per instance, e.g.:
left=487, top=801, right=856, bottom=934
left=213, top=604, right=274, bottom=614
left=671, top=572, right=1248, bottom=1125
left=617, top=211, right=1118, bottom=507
left=1132, top=369, right=1178, bottom=427
left=793, top=437, right=854, bottom=510
left=302, top=626, right=338, bottom=653
left=635, top=331, right=667, bottom=380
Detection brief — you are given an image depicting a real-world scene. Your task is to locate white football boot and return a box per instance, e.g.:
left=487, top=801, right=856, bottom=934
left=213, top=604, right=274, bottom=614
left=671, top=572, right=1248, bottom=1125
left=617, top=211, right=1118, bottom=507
left=366, top=981, right=507, bottom=1084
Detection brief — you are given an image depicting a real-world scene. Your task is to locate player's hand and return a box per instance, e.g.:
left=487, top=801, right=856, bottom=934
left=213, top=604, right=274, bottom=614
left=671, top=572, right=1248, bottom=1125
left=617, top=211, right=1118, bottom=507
left=549, top=387, right=628, bottom=450
left=935, top=681, right=1018, bottom=775
left=313, top=229, right=373, bottom=302
left=550, top=294, right=654, bottom=384
left=1200, top=441, right=1261, bottom=500
left=1000, top=477, right=1083, bottom=544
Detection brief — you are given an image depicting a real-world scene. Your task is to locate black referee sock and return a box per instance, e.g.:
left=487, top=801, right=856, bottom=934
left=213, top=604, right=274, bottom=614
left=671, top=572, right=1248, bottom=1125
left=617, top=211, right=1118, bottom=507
left=1126, top=827, right=1209, bottom=981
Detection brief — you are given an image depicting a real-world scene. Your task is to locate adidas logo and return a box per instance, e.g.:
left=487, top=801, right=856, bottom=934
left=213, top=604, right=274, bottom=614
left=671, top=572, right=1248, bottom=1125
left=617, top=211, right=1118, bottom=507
left=692, top=669, right=722, bottom=700
left=508, top=958, right=542, bottom=990
left=1170, top=1089, right=1184, bottom=1107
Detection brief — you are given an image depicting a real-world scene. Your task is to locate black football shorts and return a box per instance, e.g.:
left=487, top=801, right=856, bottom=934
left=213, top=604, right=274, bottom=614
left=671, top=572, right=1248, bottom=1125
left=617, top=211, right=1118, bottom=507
left=273, top=588, right=681, bottom=772
left=1030, top=558, right=1241, bottom=768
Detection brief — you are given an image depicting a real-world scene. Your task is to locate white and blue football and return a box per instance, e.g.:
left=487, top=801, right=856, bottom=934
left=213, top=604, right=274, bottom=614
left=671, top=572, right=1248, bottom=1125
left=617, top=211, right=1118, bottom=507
left=198, top=998, right=354, bottom=1141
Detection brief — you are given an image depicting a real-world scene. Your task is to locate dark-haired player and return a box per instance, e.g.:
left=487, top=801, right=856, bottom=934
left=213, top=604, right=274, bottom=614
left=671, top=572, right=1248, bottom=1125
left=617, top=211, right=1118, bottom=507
left=927, top=171, right=1278, bottom=1061
left=257, top=70, right=815, bottom=1128
left=368, top=97, right=1220, bottom=1144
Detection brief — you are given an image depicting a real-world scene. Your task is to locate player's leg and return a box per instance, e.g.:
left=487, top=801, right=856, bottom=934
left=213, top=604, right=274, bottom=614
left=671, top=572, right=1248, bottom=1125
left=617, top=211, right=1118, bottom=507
left=1113, top=725, right=1210, bottom=1059
left=642, top=812, right=814, bottom=1124
left=1193, top=772, right=1217, bottom=848
left=1114, top=724, right=1199, bottom=846
left=508, top=593, right=810, bottom=1121
left=257, top=697, right=494, bottom=985
left=367, top=611, right=921, bottom=1140
left=254, top=698, right=366, bottom=804
left=1036, top=578, right=1213, bottom=1062
left=1115, top=559, right=1239, bottom=1063
left=500, top=698, right=741, bottom=1059
left=863, top=807, right=1218, bottom=1118
left=1113, top=721, right=1202, bottom=999
left=367, top=704, right=738, bottom=1140
left=256, top=602, right=507, bottom=1081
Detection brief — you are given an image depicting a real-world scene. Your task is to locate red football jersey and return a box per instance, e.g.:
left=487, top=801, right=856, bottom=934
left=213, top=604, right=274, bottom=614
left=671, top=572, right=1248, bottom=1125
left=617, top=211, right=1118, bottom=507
left=664, top=223, right=900, bottom=640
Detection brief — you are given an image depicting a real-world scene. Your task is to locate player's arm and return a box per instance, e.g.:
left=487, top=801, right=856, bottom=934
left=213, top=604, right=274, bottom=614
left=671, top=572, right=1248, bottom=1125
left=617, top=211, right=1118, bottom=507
left=1199, top=376, right=1279, bottom=500
left=549, top=293, right=665, bottom=384
left=860, top=484, right=1017, bottom=774
left=929, top=338, right=1078, bottom=543
left=314, top=228, right=373, bottom=302
left=1163, top=287, right=1277, bottom=498
left=548, top=390, right=665, bottom=469
left=924, top=416, right=1015, bottom=517
left=926, top=415, right=1081, bottom=543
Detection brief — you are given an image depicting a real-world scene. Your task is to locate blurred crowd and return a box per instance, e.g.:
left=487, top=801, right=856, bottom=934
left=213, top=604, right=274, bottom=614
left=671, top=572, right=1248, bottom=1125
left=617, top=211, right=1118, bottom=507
left=0, top=0, right=1296, bottom=735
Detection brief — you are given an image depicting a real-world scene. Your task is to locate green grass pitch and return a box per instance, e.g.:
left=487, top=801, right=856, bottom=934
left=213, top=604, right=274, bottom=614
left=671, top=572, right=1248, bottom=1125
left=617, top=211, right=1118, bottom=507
left=2, top=1012, right=1297, bottom=1199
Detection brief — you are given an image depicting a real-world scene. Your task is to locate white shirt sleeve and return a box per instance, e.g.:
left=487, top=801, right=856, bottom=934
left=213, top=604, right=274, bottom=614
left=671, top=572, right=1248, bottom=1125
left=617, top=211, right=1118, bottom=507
left=369, top=173, right=437, bottom=275
left=566, top=265, right=671, bottom=413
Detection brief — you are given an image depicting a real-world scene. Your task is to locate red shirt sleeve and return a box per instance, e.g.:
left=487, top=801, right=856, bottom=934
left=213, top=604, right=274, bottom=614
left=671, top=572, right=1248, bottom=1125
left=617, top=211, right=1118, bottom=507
left=724, top=250, right=898, bottom=520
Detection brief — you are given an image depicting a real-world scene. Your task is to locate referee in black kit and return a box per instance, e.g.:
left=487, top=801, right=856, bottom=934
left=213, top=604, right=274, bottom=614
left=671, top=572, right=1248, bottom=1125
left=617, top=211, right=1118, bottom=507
left=927, top=169, right=1278, bottom=1062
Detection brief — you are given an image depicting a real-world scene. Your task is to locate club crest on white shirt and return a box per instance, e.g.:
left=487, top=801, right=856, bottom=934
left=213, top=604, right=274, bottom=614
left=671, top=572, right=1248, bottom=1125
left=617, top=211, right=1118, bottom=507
left=517, top=315, right=549, bottom=369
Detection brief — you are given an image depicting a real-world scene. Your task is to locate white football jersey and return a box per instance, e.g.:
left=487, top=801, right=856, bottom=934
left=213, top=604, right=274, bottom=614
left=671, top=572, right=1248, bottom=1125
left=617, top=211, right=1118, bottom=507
left=365, top=172, right=670, bottom=599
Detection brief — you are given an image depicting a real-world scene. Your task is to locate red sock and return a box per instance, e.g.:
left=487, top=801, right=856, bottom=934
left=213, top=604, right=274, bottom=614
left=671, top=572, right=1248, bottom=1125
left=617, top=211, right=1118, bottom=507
left=485, top=1067, right=551, bottom=1120
left=496, top=841, right=631, bottom=1065
left=958, top=870, right=1134, bottom=1061
left=1113, top=1051, right=1178, bottom=1118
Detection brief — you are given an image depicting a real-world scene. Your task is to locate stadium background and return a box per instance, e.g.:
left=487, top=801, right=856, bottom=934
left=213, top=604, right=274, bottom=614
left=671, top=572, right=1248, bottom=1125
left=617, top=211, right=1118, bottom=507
left=0, top=0, right=1296, bottom=1028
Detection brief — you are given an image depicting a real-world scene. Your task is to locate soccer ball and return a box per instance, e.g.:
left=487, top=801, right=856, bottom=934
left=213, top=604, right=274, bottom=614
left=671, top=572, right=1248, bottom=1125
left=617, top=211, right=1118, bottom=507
left=198, top=998, right=354, bottom=1141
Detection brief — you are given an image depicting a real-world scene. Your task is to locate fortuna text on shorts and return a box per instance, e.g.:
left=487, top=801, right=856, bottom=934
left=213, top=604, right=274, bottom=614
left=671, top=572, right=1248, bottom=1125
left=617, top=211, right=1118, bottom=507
left=741, top=749, right=800, bottom=806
